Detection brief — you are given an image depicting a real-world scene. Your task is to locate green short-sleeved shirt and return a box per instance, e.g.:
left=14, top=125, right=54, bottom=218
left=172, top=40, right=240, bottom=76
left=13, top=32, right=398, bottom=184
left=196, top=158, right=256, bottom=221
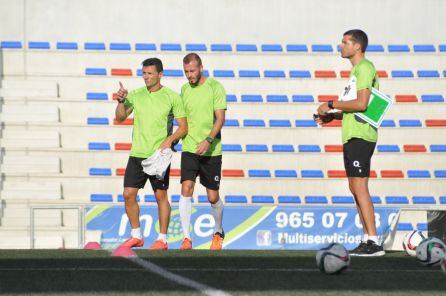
left=181, top=78, right=227, bottom=156
left=124, top=86, right=186, bottom=158
left=342, top=58, right=379, bottom=144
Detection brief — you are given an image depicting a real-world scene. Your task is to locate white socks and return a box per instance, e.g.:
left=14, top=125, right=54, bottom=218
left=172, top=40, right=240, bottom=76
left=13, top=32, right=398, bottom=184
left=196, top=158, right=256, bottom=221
left=179, top=195, right=193, bottom=239
left=157, top=233, right=167, bottom=243
left=131, top=227, right=142, bottom=239
left=363, top=234, right=369, bottom=242
left=369, top=235, right=379, bottom=244
left=211, top=198, right=224, bottom=234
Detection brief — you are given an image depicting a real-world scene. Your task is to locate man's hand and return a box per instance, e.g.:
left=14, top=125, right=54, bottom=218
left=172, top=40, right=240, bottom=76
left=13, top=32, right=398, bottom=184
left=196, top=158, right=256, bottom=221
left=317, top=102, right=331, bottom=115
left=159, top=138, right=173, bottom=150
left=196, top=140, right=211, bottom=156
left=313, top=113, right=334, bottom=125
left=117, top=81, right=128, bottom=101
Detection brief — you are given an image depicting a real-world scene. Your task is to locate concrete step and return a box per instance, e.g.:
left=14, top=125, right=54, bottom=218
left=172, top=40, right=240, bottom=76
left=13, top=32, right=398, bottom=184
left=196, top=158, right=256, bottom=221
left=0, top=181, right=62, bottom=200
left=0, top=79, right=58, bottom=97
left=0, top=104, right=59, bottom=123
left=0, top=130, right=60, bottom=148
left=1, top=156, right=61, bottom=174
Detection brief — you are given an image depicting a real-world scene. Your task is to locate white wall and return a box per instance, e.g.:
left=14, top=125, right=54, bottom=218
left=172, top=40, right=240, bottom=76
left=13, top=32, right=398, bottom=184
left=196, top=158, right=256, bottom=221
left=0, top=0, right=445, bottom=44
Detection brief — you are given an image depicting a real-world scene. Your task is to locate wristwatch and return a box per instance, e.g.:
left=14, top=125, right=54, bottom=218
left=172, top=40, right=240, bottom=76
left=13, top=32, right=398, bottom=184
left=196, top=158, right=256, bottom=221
left=117, top=97, right=126, bottom=104
left=328, top=100, right=334, bottom=109
left=205, top=136, right=214, bottom=144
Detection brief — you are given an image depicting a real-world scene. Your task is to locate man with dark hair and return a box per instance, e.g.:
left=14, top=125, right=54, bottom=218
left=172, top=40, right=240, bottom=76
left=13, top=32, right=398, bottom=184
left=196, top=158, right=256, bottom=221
left=316, top=30, right=385, bottom=256
left=179, top=53, right=227, bottom=250
left=114, top=57, right=187, bottom=250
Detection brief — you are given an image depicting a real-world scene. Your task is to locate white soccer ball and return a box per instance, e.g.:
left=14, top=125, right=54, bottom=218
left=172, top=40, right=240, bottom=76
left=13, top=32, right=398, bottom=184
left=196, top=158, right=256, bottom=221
left=416, top=237, right=446, bottom=266
left=316, top=243, right=350, bottom=274
left=402, top=230, right=426, bottom=257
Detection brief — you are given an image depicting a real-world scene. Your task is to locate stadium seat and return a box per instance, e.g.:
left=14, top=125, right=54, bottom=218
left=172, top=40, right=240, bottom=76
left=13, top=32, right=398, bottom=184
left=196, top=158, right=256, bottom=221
left=289, top=70, right=311, bottom=78
left=236, top=44, right=257, bottom=52
left=170, top=169, right=180, bottom=176
left=246, top=144, right=268, bottom=152
left=225, top=195, right=248, bottom=203
left=226, top=94, right=237, bottom=102
left=412, top=196, right=436, bottom=204
left=224, top=119, right=240, bottom=127
left=210, top=44, right=232, bottom=52
left=371, top=196, right=382, bottom=204
left=248, top=170, right=271, bottom=178
left=88, top=142, right=110, bottom=150
left=174, top=143, right=182, bottom=151
left=407, top=170, right=431, bottom=178
left=315, top=70, right=336, bottom=78
left=403, top=145, right=426, bottom=152
left=87, top=117, right=109, bottom=125
left=90, top=194, right=113, bottom=202
left=261, top=44, right=283, bottom=52
left=292, top=95, right=314, bottom=102
left=434, top=170, right=446, bottom=178
left=145, top=194, right=156, bottom=203
left=114, top=118, right=133, bottom=125
left=301, top=170, right=324, bottom=178
left=430, top=145, right=446, bottom=152
left=417, top=70, right=440, bottom=78
left=135, top=43, right=156, bottom=51
left=366, top=44, right=385, bottom=52
left=84, top=42, right=106, bottom=50
left=327, top=170, right=346, bottom=178
left=243, top=119, right=265, bottom=127
left=322, top=120, right=342, bottom=127
left=318, top=95, right=338, bottom=102
left=331, top=195, right=355, bottom=204
left=311, top=44, right=333, bottom=52
left=385, top=196, right=409, bottom=204
left=377, top=145, right=400, bottom=152
left=89, top=168, right=112, bottom=176
left=185, top=43, right=207, bottom=51
left=163, top=69, right=183, bottom=77
left=278, top=195, right=301, bottom=204
left=252, top=195, right=275, bottom=203
left=416, top=223, right=428, bottom=231
left=395, top=95, right=418, bottom=102
left=115, top=168, right=125, bottom=176
left=110, top=43, right=131, bottom=50
left=440, top=196, right=446, bottom=204
left=222, top=169, right=244, bottom=177
left=413, top=44, right=436, bottom=52
left=1, top=41, right=22, bottom=48
left=241, top=94, right=263, bottom=102
left=57, top=42, right=78, bottom=50
left=286, top=44, right=308, bottom=52
left=377, top=70, right=389, bottom=78
left=421, top=94, right=444, bottom=102
left=295, top=120, right=317, bottom=127
left=399, top=119, right=422, bottom=127
left=298, top=145, right=321, bottom=152
left=114, top=143, right=131, bottom=150
left=264, top=70, right=286, bottom=78
left=111, top=69, right=132, bottom=76
left=269, top=120, right=291, bottom=127
left=266, top=95, right=289, bottom=102
left=239, top=70, right=261, bottom=78
left=222, top=144, right=242, bottom=152
left=272, top=144, right=294, bottom=152
left=213, top=70, right=235, bottom=78
left=171, top=195, right=180, bottom=203
left=118, top=194, right=140, bottom=202
left=305, top=195, right=328, bottom=204
left=439, top=45, right=446, bottom=52
left=425, top=119, right=446, bottom=127
left=275, top=170, right=298, bottom=178
left=381, top=119, right=396, bottom=127
left=86, top=92, right=108, bottom=100
left=324, top=145, right=343, bottom=152
left=340, top=70, right=351, bottom=78
left=160, top=43, right=181, bottom=51
left=388, top=44, right=410, bottom=52
left=85, top=68, right=107, bottom=75
left=391, top=70, right=414, bottom=78
left=198, top=195, right=208, bottom=203
left=381, top=170, right=404, bottom=178
left=397, top=223, right=413, bottom=231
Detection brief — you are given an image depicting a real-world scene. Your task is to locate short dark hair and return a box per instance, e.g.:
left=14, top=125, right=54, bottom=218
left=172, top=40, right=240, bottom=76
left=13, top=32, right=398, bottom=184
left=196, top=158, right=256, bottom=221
left=183, top=53, right=202, bottom=66
left=142, top=58, right=163, bottom=73
left=344, top=29, right=368, bottom=53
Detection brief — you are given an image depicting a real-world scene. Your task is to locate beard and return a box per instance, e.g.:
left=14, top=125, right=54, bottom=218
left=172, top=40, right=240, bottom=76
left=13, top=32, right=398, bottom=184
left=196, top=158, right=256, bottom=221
left=189, top=72, right=202, bottom=86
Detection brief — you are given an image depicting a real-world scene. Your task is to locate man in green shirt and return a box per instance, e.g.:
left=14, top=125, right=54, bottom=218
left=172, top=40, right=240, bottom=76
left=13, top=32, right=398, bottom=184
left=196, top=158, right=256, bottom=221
left=114, top=58, right=187, bottom=251
left=178, top=53, right=227, bottom=251
left=316, top=30, right=384, bottom=256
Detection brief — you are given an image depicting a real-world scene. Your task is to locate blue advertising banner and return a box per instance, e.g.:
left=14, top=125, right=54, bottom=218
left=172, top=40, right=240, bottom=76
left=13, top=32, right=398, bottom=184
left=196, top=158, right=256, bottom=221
left=86, top=206, right=399, bottom=250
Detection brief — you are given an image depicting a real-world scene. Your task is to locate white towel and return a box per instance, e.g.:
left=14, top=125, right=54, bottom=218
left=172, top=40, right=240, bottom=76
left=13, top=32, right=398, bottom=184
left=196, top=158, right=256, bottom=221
left=141, top=148, right=173, bottom=180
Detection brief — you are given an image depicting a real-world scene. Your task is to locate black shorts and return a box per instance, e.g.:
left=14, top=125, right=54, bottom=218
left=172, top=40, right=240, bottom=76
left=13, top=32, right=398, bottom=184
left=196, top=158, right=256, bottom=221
left=181, top=152, right=222, bottom=190
left=123, top=156, right=170, bottom=191
left=343, top=138, right=376, bottom=177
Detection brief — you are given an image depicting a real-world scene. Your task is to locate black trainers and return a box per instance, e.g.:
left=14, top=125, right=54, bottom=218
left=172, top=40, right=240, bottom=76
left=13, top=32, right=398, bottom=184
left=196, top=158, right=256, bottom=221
left=349, top=241, right=368, bottom=256
left=354, top=240, right=385, bottom=257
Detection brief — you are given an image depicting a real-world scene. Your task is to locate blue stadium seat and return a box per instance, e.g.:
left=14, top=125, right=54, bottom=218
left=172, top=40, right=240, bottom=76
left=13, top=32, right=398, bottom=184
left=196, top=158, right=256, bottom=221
left=269, top=120, right=291, bottom=127
left=311, top=44, right=333, bottom=52
left=85, top=68, right=107, bottom=76
left=110, top=43, right=131, bottom=50
left=292, top=95, right=314, bottom=102
left=87, top=117, right=109, bottom=125
left=385, top=196, right=409, bottom=204
left=57, top=42, right=78, bottom=50
left=213, top=70, right=235, bottom=78
left=185, top=43, right=207, bottom=51
left=174, top=143, right=182, bottom=151
left=86, top=92, right=108, bottom=100
left=118, top=194, right=140, bottom=202
left=252, top=195, right=274, bottom=203
left=440, top=196, right=446, bottom=204
left=241, top=94, right=263, bottom=102
left=407, top=170, right=431, bottom=178
left=160, top=43, right=181, bottom=51
left=298, top=145, right=321, bottom=152
left=331, top=195, right=355, bottom=204
left=430, top=145, right=446, bottom=152
left=444, top=70, right=446, bottom=77
left=289, top=70, right=311, bottom=78
left=399, top=119, right=422, bottom=127
left=261, top=44, right=283, bottom=52
left=236, top=44, right=257, bottom=52
left=275, top=170, right=298, bottom=178
left=286, top=44, right=308, bottom=52
left=421, top=94, right=444, bottom=102
left=416, top=223, right=428, bottom=231
left=136, top=69, right=142, bottom=76
left=198, top=195, right=208, bottom=203
left=371, top=196, right=382, bottom=204
left=203, top=70, right=210, bottom=77
left=413, top=44, right=436, bottom=52
left=224, top=119, right=240, bottom=127
left=366, top=44, right=385, bottom=52
left=305, top=195, right=328, bottom=204
left=266, top=95, right=288, bottom=102
left=434, top=170, right=446, bottom=178
left=417, top=70, right=440, bottom=78
left=1, top=41, right=22, bottom=48
left=84, top=42, right=106, bottom=50
left=391, top=70, right=414, bottom=78
left=210, top=44, right=232, bottom=52
left=301, top=170, right=324, bottom=178
left=248, top=170, right=271, bottom=178
left=89, top=168, right=112, bottom=176
left=397, top=223, right=413, bottom=231
left=295, top=120, right=317, bottom=127
left=278, top=195, right=301, bottom=204
left=239, top=70, right=261, bottom=78
left=135, top=43, right=156, bottom=51
left=377, top=145, right=400, bottom=152
left=388, top=44, right=410, bottom=52
left=222, top=144, right=242, bottom=152
left=264, top=70, right=286, bottom=78
left=272, top=145, right=294, bottom=152
left=90, top=194, right=113, bottom=202
left=246, top=144, right=268, bottom=152
left=243, top=119, right=265, bottom=127
left=226, top=94, right=237, bottom=102
left=412, top=196, right=436, bottom=204
left=145, top=194, right=156, bottom=202
left=380, top=119, right=396, bottom=127
left=225, top=195, right=247, bottom=203
left=88, top=142, right=110, bottom=150
left=163, top=69, right=183, bottom=77
left=28, top=41, right=50, bottom=49
left=171, top=195, right=180, bottom=203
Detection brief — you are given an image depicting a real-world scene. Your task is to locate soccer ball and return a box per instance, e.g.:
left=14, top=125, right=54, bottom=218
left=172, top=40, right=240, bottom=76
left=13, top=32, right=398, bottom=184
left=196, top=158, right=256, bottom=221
left=316, top=243, right=350, bottom=274
left=416, top=237, right=446, bottom=266
left=402, top=230, right=426, bottom=257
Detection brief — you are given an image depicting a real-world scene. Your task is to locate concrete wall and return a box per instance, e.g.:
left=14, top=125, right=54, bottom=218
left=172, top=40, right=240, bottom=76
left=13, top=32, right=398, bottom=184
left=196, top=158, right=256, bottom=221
left=0, top=0, right=445, bottom=44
